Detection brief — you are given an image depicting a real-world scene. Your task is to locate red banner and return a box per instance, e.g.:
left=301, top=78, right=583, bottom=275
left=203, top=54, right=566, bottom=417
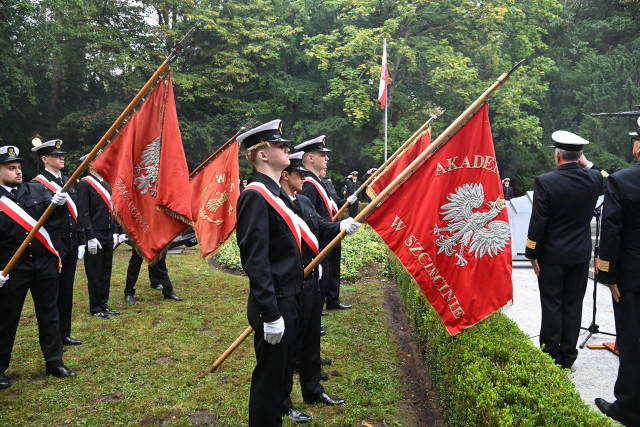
left=367, top=104, right=512, bottom=335
left=189, top=141, right=240, bottom=259
left=367, top=128, right=431, bottom=199
left=93, top=74, right=191, bottom=263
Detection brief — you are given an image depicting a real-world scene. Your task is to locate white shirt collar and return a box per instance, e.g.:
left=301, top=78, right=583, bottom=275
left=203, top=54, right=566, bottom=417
left=44, top=168, right=62, bottom=179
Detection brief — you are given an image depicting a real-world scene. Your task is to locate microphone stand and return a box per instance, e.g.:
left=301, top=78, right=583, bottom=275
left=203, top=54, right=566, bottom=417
left=579, top=203, right=616, bottom=348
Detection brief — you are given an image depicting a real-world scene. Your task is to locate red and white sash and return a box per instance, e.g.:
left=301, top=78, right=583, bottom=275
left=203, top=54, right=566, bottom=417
left=303, top=177, right=338, bottom=221
left=32, top=174, right=78, bottom=223
left=246, top=182, right=319, bottom=256
left=0, top=195, right=60, bottom=258
left=82, top=176, right=113, bottom=218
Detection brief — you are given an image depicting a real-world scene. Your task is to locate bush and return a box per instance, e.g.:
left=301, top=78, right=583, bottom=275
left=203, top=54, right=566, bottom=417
left=386, top=256, right=612, bottom=426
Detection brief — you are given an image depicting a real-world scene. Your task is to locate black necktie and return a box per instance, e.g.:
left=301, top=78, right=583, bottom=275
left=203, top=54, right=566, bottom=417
left=10, top=188, right=17, bottom=197
left=293, top=198, right=302, bottom=215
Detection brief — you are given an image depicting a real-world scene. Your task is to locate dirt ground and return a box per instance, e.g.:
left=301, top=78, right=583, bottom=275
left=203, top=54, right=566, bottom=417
left=208, top=258, right=448, bottom=426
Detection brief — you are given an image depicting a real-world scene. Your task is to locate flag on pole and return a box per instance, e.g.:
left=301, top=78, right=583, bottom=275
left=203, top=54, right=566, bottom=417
left=367, top=104, right=512, bottom=335
left=367, top=127, right=431, bottom=200
left=189, top=140, right=240, bottom=259
left=378, top=40, right=388, bottom=109
left=93, top=73, right=191, bottom=263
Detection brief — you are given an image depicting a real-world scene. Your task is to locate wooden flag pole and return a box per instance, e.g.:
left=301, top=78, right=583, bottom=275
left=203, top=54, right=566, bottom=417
left=189, top=119, right=256, bottom=179
left=331, top=113, right=440, bottom=221
left=0, top=28, right=196, bottom=280
left=208, top=59, right=524, bottom=373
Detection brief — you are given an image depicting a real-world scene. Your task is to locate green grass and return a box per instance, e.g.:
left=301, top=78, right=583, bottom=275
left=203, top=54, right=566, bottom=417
left=0, top=234, right=410, bottom=426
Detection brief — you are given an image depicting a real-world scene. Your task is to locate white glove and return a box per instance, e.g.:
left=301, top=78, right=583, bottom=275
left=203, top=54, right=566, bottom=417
left=0, top=272, right=8, bottom=288
left=77, top=245, right=86, bottom=260
left=340, top=217, right=361, bottom=235
left=347, top=194, right=358, bottom=204
left=51, top=191, right=69, bottom=206
left=113, top=234, right=119, bottom=249
left=118, top=234, right=128, bottom=244
left=263, top=316, right=285, bottom=345
left=318, top=264, right=323, bottom=280
left=87, top=238, right=102, bottom=255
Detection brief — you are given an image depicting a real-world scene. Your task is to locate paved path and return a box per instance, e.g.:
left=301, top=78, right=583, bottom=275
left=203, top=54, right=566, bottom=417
left=504, top=261, right=619, bottom=415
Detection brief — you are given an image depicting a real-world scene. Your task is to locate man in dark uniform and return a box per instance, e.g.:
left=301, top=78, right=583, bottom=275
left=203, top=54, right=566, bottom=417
left=297, top=136, right=357, bottom=311
left=0, top=145, right=75, bottom=389
left=344, top=170, right=361, bottom=217
left=31, top=139, right=84, bottom=346
left=124, top=249, right=183, bottom=303
left=525, top=130, right=606, bottom=369
left=594, top=124, right=640, bottom=426
left=502, top=177, right=514, bottom=200
left=235, top=120, right=302, bottom=427
left=280, top=152, right=358, bottom=422
left=77, top=170, right=120, bottom=319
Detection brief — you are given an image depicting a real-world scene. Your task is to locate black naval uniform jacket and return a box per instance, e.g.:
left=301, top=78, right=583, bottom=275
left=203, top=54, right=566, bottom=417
left=236, top=172, right=304, bottom=323
left=598, top=162, right=640, bottom=291
left=77, top=173, right=115, bottom=243
left=525, top=163, right=604, bottom=264
left=37, top=170, right=85, bottom=256
left=295, top=194, right=341, bottom=268
left=0, top=183, right=65, bottom=264
left=300, top=174, right=335, bottom=229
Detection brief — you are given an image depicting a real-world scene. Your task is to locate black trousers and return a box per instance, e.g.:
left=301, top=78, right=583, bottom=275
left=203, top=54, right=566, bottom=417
left=610, top=290, right=640, bottom=426
left=348, top=201, right=359, bottom=218
left=53, top=237, right=78, bottom=339
left=84, top=231, right=113, bottom=314
left=537, top=262, right=589, bottom=368
left=0, top=253, right=64, bottom=373
left=326, top=243, right=342, bottom=307
left=248, top=293, right=300, bottom=427
left=125, top=251, right=173, bottom=296
left=283, top=274, right=324, bottom=411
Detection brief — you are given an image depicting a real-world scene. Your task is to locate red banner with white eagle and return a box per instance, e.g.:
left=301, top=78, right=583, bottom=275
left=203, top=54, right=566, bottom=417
left=92, top=73, right=191, bottom=263
left=367, top=127, right=431, bottom=200
left=367, top=104, right=512, bottom=335
left=189, top=141, right=240, bottom=259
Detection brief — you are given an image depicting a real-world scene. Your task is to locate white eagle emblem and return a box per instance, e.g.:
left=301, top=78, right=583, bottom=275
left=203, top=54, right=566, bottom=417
left=133, top=136, right=161, bottom=196
left=433, top=183, right=510, bottom=267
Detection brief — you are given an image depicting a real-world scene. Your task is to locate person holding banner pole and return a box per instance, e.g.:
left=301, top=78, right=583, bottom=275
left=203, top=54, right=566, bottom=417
left=235, top=120, right=302, bottom=427
left=32, top=139, right=85, bottom=346
left=0, top=145, right=75, bottom=389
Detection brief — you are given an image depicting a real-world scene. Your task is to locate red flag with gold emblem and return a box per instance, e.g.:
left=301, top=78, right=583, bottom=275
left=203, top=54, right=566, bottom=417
left=92, top=73, right=191, bottom=263
left=189, top=141, right=240, bottom=258
left=367, top=127, right=431, bottom=199
left=367, top=104, right=512, bottom=335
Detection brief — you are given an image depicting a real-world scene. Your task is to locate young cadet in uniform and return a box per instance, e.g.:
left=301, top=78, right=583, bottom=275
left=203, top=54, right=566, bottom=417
left=31, top=140, right=84, bottom=347
left=296, top=136, right=357, bottom=311
left=124, top=249, right=183, bottom=303
left=77, top=168, right=120, bottom=319
left=525, top=131, right=605, bottom=369
left=280, top=152, right=359, bottom=423
left=0, top=145, right=75, bottom=389
left=235, top=120, right=302, bottom=427
left=594, top=123, right=640, bottom=426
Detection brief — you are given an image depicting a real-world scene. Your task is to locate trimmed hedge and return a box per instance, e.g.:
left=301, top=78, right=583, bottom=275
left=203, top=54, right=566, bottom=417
left=386, top=256, right=612, bottom=426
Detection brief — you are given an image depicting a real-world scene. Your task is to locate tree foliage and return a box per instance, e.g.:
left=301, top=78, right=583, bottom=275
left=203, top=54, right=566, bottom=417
left=1, top=0, right=639, bottom=192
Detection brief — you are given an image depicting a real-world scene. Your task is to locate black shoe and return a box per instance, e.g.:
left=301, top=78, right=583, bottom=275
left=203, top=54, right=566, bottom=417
left=326, top=302, right=352, bottom=310
left=124, top=295, right=135, bottom=304
left=321, top=358, right=332, bottom=366
left=63, top=337, right=82, bottom=346
left=320, top=329, right=326, bottom=336
left=104, top=307, right=120, bottom=315
left=164, top=293, right=184, bottom=301
left=308, top=392, right=345, bottom=406
left=93, top=312, right=109, bottom=319
left=320, top=324, right=325, bottom=329
left=0, top=374, right=10, bottom=389
left=320, top=371, right=329, bottom=381
left=284, top=407, right=312, bottom=423
left=150, top=283, right=163, bottom=291
left=321, top=310, right=329, bottom=316
left=46, top=364, right=76, bottom=378
left=595, top=398, right=623, bottom=423
left=63, top=346, right=67, bottom=352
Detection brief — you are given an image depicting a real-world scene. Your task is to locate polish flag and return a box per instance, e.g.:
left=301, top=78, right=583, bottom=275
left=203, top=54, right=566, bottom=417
left=378, top=39, right=388, bottom=109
